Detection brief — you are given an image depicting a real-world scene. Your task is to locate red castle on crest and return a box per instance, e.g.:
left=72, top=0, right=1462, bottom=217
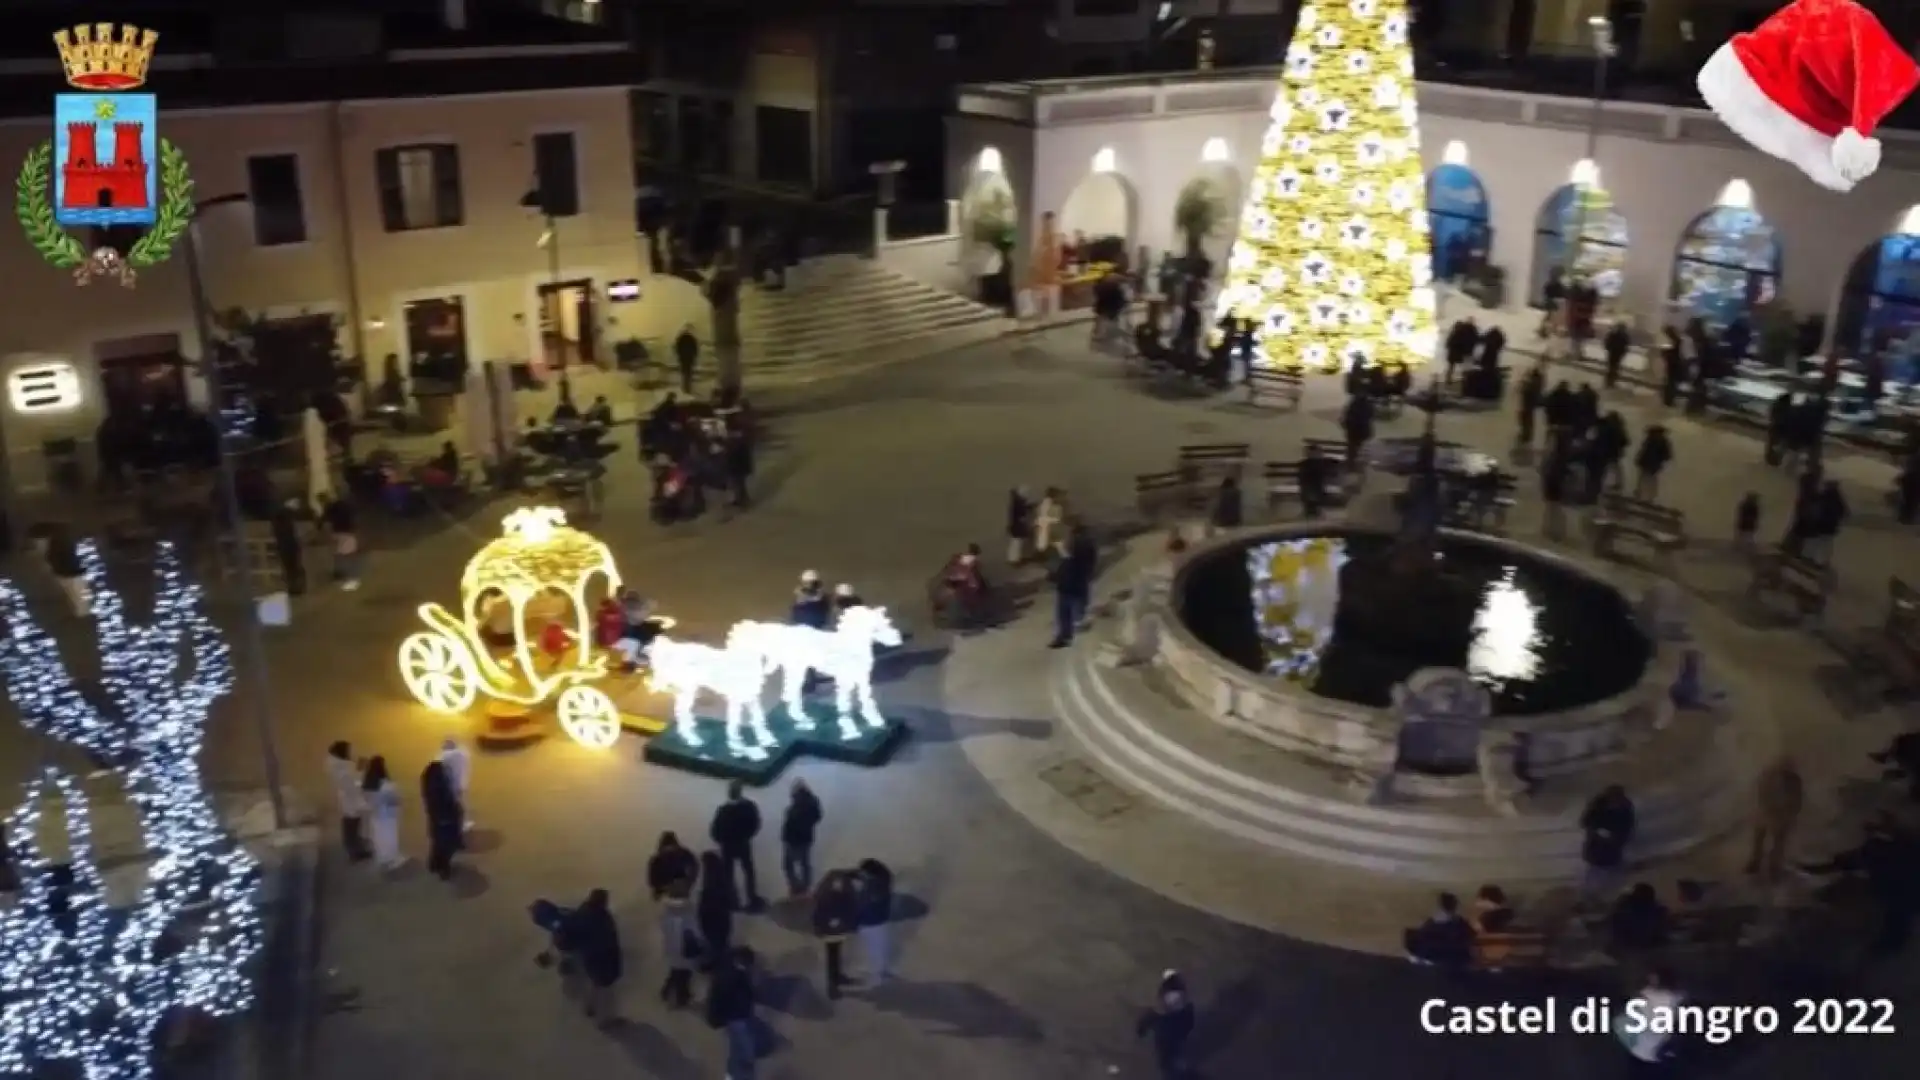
left=59, top=119, right=148, bottom=212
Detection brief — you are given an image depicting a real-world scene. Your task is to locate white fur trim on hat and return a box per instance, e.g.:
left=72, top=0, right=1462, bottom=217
left=1696, top=41, right=1861, bottom=192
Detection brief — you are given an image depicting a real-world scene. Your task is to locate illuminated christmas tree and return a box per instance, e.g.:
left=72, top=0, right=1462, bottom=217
left=1215, top=0, right=1436, bottom=374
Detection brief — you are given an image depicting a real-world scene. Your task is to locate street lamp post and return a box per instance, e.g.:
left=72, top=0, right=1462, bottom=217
left=1563, top=17, right=1617, bottom=284
left=181, top=192, right=290, bottom=831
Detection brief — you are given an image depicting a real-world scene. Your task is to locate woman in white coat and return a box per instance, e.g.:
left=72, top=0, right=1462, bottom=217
left=362, top=755, right=405, bottom=871
left=439, top=737, right=473, bottom=830
left=1034, top=487, right=1066, bottom=558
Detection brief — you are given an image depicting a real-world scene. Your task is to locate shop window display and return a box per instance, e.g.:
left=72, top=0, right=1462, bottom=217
left=1838, top=234, right=1920, bottom=384
left=1529, top=184, right=1628, bottom=305
left=1670, top=207, right=1781, bottom=330
left=1426, top=164, right=1491, bottom=282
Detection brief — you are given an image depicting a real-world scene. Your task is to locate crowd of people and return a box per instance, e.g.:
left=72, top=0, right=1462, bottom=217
left=638, top=388, right=756, bottom=523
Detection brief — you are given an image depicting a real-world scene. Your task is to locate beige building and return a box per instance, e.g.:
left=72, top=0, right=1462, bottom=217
left=0, top=70, right=707, bottom=476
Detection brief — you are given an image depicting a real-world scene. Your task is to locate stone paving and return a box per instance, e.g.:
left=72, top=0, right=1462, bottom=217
left=4, top=322, right=1916, bottom=1078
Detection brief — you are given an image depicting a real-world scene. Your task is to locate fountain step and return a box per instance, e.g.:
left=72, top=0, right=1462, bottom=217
left=1051, top=645, right=1758, bottom=883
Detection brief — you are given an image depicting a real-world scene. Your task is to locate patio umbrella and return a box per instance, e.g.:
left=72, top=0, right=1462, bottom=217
left=300, top=407, right=330, bottom=510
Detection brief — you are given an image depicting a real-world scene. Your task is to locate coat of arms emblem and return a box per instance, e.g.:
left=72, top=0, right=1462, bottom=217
left=15, top=24, right=194, bottom=285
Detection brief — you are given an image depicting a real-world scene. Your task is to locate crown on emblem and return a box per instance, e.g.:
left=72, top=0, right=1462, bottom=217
left=54, top=24, right=158, bottom=92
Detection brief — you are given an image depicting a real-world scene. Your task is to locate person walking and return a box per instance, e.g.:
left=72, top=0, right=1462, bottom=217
left=567, top=888, right=623, bottom=1023
left=1516, top=365, right=1544, bottom=448
left=322, top=493, right=361, bottom=591
left=1047, top=522, right=1098, bottom=649
left=1209, top=475, right=1242, bottom=531
left=326, top=741, right=369, bottom=861
left=654, top=845, right=699, bottom=1008
left=706, top=947, right=759, bottom=1080
left=1034, top=487, right=1066, bottom=559
left=1006, top=486, right=1034, bottom=565
left=438, top=736, right=473, bottom=831
left=1632, top=425, right=1672, bottom=501
left=420, top=760, right=463, bottom=881
left=696, top=849, right=737, bottom=965
left=780, top=778, right=823, bottom=900
left=855, top=857, right=895, bottom=983
left=43, top=525, right=87, bottom=616
left=363, top=755, right=405, bottom=872
left=674, top=324, right=700, bottom=393
left=709, top=781, right=764, bottom=909
left=811, top=868, right=859, bottom=999
left=1135, top=969, right=1197, bottom=1078
left=1602, top=319, right=1631, bottom=389
left=1746, top=754, right=1803, bottom=881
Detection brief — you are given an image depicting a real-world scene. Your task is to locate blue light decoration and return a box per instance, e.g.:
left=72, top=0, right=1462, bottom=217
left=1844, top=234, right=1920, bottom=383
left=1670, top=206, right=1780, bottom=331
left=1529, top=183, right=1629, bottom=303
left=1246, top=537, right=1348, bottom=681
left=1425, top=163, right=1490, bottom=283
left=0, top=540, right=263, bottom=1080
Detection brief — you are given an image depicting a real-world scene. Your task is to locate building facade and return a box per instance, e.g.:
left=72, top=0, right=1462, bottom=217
left=947, top=69, right=1920, bottom=345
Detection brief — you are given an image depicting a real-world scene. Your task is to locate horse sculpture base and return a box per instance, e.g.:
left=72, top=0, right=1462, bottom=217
left=642, top=700, right=908, bottom=785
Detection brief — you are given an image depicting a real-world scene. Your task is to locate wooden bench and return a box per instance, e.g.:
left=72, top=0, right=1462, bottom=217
left=1591, top=493, right=1687, bottom=562
left=1175, top=442, right=1251, bottom=482
left=1300, top=437, right=1350, bottom=470
left=1246, top=369, right=1303, bottom=408
left=1135, top=470, right=1198, bottom=520
left=1262, top=461, right=1302, bottom=512
left=1469, top=929, right=1553, bottom=972
left=1748, top=548, right=1835, bottom=619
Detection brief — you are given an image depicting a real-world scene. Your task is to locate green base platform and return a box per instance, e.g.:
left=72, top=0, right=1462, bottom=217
left=641, top=700, right=908, bottom=785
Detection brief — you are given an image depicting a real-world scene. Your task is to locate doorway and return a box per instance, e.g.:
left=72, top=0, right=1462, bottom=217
left=537, top=279, right=595, bottom=370
left=94, top=332, right=188, bottom=420
left=404, top=296, right=469, bottom=389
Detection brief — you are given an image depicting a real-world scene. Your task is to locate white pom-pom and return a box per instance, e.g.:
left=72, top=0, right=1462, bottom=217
left=1832, top=127, right=1881, bottom=184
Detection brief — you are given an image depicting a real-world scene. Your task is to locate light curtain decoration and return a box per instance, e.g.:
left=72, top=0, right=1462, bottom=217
left=1215, top=0, right=1436, bottom=373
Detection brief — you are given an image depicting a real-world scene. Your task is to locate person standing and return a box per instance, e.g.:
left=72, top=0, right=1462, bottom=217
left=1632, top=425, right=1672, bottom=501
left=420, top=760, right=463, bottom=881
left=706, top=947, right=759, bottom=1080
left=709, top=781, right=764, bottom=909
left=1579, top=785, right=1637, bottom=902
left=811, top=868, right=859, bottom=999
left=326, top=741, right=369, bottom=861
left=855, top=857, right=895, bottom=983
left=1048, top=523, right=1098, bottom=650
left=653, top=844, right=698, bottom=1008
left=43, top=525, right=87, bottom=616
left=1034, top=487, right=1066, bottom=559
left=1134, top=969, right=1197, bottom=1078
left=648, top=830, right=699, bottom=899
left=1005, top=486, right=1034, bottom=565
left=1443, top=317, right=1478, bottom=387
left=696, top=849, right=737, bottom=964
left=567, top=888, right=623, bottom=1023
left=322, top=493, right=361, bottom=591
left=1341, top=389, right=1375, bottom=466
left=438, top=736, right=472, bottom=831
left=1602, top=319, right=1631, bottom=389
left=1516, top=365, right=1544, bottom=447
left=724, top=429, right=753, bottom=509
left=1209, top=475, right=1242, bottom=531
left=674, top=324, right=700, bottom=394
left=780, top=778, right=823, bottom=900
left=1746, top=755, right=1803, bottom=881
left=363, top=756, right=404, bottom=872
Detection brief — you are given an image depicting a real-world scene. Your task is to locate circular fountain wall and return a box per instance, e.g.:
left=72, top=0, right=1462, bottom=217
left=1159, top=526, right=1657, bottom=783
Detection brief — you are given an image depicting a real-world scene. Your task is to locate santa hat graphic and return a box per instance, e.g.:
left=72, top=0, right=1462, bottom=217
left=1696, top=0, right=1920, bottom=192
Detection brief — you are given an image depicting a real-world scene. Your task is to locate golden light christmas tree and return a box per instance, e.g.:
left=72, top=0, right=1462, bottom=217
left=1215, top=0, right=1436, bottom=374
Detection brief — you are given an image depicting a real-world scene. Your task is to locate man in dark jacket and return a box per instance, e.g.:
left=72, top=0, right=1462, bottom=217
left=646, top=830, right=698, bottom=900
left=1443, top=318, right=1478, bottom=386
left=1048, top=524, right=1099, bottom=649
left=855, top=858, right=894, bottom=982
left=1516, top=366, right=1545, bottom=447
left=1602, top=320, right=1631, bottom=388
left=811, top=869, right=859, bottom=998
left=565, top=888, right=622, bottom=1022
left=1341, top=391, right=1375, bottom=465
left=1580, top=785, right=1637, bottom=901
left=706, top=946, right=758, bottom=1078
left=780, top=779, right=823, bottom=899
left=1135, top=968, right=1197, bottom=1076
left=709, top=782, right=764, bottom=909
left=1542, top=380, right=1576, bottom=435
left=674, top=324, right=699, bottom=393
left=1633, top=426, right=1673, bottom=501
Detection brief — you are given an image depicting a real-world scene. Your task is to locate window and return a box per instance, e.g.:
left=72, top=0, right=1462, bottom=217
left=375, top=143, right=463, bottom=232
left=531, top=132, right=580, bottom=218
left=246, top=153, right=307, bottom=246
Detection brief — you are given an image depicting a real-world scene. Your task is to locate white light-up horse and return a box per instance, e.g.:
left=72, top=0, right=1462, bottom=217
left=647, top=637, right=777, bottom=759
left=729, top=606, right=902, bottom=740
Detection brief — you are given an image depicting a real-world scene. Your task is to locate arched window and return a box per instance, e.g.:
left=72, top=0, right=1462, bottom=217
left=1669, top=207, right=1780, bottom=328
left=1426, top=164, right=1490, bottom=282
left=1529, top=184, right=1628, bottom=305
left=1837, top=235, right=1920, bottom=379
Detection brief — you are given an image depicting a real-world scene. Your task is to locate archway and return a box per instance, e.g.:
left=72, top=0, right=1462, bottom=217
left=1426, top=164, right=1490, bottom=282
left=1669, top=207, right=1781, bottom=328
left=1171, top=163, right=1243, bottom=274
left=1058, top=171, right=1136, bottom=266
left=1529, top=184, right=1628, bottom=305
left=957, top=152, right=1019, bottom=301
left=1837, top=235, right=1920, bottom=380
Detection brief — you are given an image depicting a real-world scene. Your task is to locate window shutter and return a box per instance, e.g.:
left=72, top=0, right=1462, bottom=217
left=375, top=149, right=404, bottom=231
left=433, top=145, right=464, bottom=226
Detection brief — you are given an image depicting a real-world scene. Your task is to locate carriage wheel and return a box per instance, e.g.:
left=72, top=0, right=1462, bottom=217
left=399, top=632, right=479, bottom=713
left=557, top=686, right=623, bottom=749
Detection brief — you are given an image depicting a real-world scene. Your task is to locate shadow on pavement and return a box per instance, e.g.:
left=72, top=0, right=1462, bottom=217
left=610, top=1018, right=705, bottom=1080
left=886, top=705, right=1052, bottom=748
left=860, top=978, right=1045, bottom=1041
left=449, top=863, right=491, bottom=899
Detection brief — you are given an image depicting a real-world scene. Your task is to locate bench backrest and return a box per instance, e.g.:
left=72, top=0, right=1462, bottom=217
left=1302, top=438, right=1347, bottom=461
left=1249, top=369, right=1301, bottom=384
left=1262, top=461, right=1301, bottom=481
left=1600, top=494, right=1683, bottom=526
left=1177, top=443, right=1251, bottom=463
left=1135, top=470, right=1189, bottom=491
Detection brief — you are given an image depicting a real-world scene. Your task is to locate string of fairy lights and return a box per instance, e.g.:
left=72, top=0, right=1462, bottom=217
left=0, top=541, right=263, bottom=1080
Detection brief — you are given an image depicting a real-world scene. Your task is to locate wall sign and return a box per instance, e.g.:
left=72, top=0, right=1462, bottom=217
left=607, top=279, right=641, bottom=302
left=8, top=362, right=82, bottom=413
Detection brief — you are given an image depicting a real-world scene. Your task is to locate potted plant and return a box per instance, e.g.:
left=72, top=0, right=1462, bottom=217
left=1174, top=180, right=1228, bottom=260
left=969, top=189, right=1017, bottom=306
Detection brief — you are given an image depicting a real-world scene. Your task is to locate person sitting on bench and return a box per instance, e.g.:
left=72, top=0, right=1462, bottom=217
left=1300, top=445, right=1335, bottom=518
left=1403, top=891, right=1475, bottom=969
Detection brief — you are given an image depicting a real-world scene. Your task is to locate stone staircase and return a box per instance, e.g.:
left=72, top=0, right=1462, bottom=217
left=1050, top=642, right=1759, bottom=884
left=743, top=254, right=1014, bottom=374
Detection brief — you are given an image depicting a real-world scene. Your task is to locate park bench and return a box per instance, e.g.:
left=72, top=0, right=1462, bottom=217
left=1175, top=442, right=1251, bottom=483
left=1262, top=461, right=1302, bottom=513
left=1246, top=369, right=1304, bottom=409
left=1442, top=470, right=1519, bottom=531
left=1591, top=493, right=1687, bottom=563
left=1747, top=548, right=1835, bottom=620
left=1300, top=437, right=1351, bottom=469
left=1468, top=929, right=1553, bottom=972
left=1135, top=470, right=1199, bottom=520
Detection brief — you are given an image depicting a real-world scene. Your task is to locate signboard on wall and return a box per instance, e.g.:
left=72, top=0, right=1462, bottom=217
left=8, top=362, right=82, bottom=413
left=607, top=279, right=642, bottom=302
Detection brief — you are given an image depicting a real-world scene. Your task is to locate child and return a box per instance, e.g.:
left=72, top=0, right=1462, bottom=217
left=1735, top=492, right=1760, bottom=551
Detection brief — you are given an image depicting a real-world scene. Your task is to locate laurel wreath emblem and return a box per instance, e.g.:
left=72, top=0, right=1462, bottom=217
left=15, top=138, right=194, bottom=270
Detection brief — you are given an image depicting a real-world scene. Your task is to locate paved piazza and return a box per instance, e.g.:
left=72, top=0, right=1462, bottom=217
left=7, top=322, right=1915, bottom=1078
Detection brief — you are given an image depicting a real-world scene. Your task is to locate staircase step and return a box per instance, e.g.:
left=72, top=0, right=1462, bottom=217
left=753, top=309, right=1013, bottom=366
left=1050, top=645, right=1752, bottom=883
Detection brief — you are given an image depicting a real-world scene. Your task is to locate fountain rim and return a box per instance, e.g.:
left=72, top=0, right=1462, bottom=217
left=1164, top=520, right=1661, bottom=733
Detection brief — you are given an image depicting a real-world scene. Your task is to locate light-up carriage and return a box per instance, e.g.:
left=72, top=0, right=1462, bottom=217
left=396, top=507, right=671, bottom=748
